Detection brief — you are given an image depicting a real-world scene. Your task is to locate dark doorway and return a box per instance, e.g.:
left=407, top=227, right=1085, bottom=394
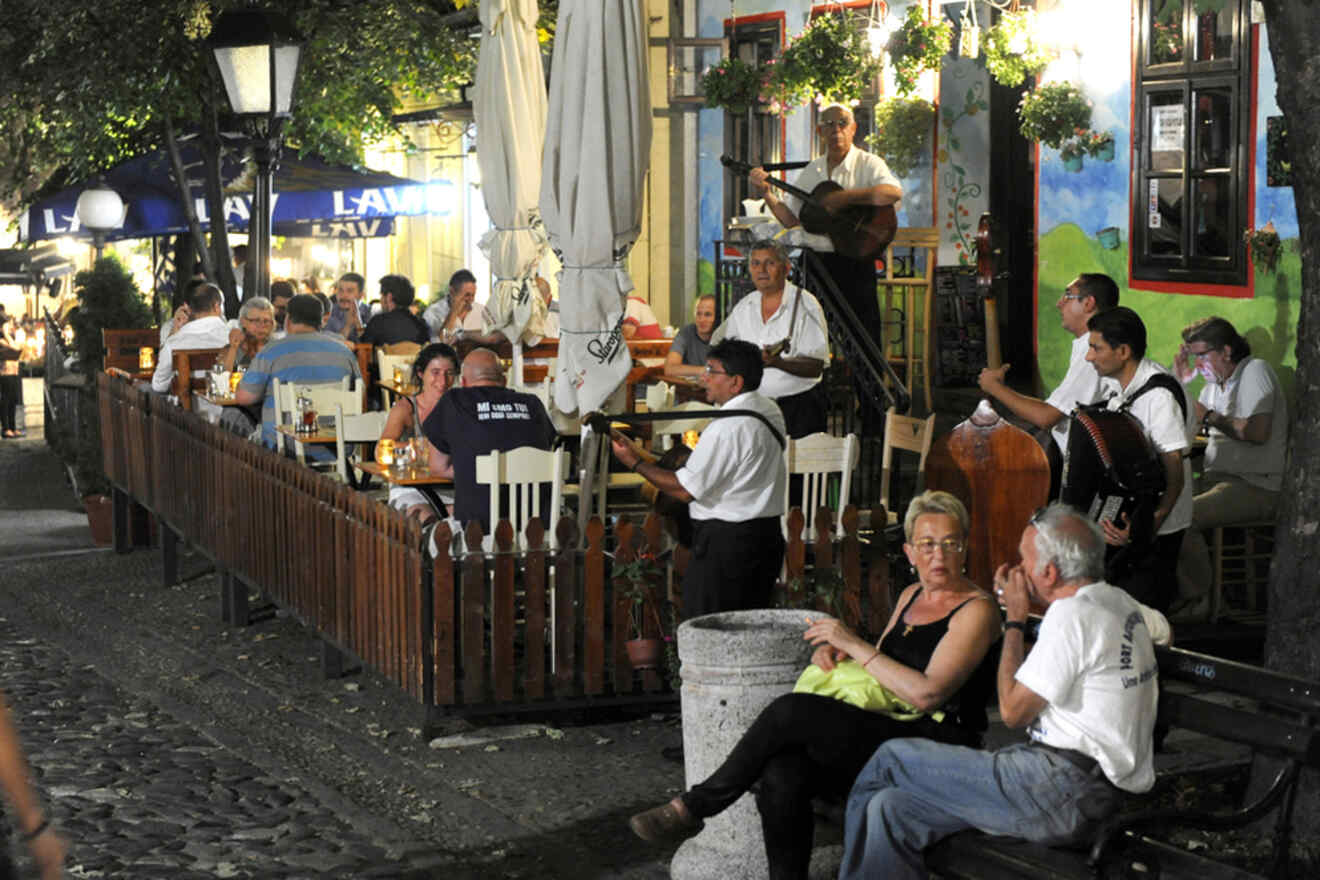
left=987, top=75, right=1038, bottom=392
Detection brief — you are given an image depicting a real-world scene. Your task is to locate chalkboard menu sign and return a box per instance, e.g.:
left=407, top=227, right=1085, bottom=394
left=933, top=267, right=986, bottom=386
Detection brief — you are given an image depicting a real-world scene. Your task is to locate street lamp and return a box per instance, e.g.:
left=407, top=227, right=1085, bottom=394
left=74, top=179, right=124, bottom=260
left=207, top=7, right=304, bottom=306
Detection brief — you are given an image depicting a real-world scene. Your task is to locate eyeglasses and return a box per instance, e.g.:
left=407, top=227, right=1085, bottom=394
left=817, top=119, right=851, bottom=130
left=703, top=366, right=730, bottom=376
left=912, top=538, right=965, bottom=555
left=1188, top=348, right=1218, bottom=360
left=1059, top=293, right=1087, bottom=302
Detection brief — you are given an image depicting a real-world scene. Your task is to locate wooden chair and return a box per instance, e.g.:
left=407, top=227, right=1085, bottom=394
left=272, top=377, right=357, bottom=465
left=1210, top=521, right=1275, bottom=621
left=101, top=328, right=160, bottom=374
left=332, top=404, right=389, bottom=484
left=171, top=347, right=224, bottom=411
left=784, top=432, right=859, bottom=542
left=879, top=406, right=936, bottom=526
left=474, top=446, right=570, bottom=550
left=878, top=228, right=938, bottom=413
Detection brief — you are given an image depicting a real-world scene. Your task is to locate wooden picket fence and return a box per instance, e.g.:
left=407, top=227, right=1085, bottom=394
left=97, top=372, right=893, bottom=718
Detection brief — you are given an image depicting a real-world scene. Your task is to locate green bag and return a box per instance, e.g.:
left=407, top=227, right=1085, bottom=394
left=792, top=660, right=943, bottom=722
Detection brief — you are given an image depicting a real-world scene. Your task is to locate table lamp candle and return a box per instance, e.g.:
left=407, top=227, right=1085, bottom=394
left=376, top=438, right=395, bottom=467
left=682, top=430, right=700, bottom=450
left=139, top=347, right=155, bottom=370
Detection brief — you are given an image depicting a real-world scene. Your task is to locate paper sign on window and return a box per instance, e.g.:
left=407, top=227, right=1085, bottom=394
left=1151, top=105, right=1185, bottom=152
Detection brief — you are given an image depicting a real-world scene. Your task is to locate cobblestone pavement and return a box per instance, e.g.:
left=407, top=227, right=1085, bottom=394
left=1, top=614, right=448, bottom=879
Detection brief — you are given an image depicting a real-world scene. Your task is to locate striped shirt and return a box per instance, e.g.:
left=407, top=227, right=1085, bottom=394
left=239, top=332, right=361, bottom=450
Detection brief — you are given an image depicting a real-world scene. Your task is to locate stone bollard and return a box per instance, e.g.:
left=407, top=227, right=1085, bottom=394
left=669, top=609, right=825, bottom=880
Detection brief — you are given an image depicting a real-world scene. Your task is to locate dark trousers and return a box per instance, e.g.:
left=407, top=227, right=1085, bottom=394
left=683, top=516, right=784, bottom=619
left=0, top=376, right=19, bottom=432
left=817, top=251, right=882, bottom=429
left=1109, top=529, right=1184, bottom=612
left=775, top=385, right=828, bottom=440
left=682, top=693, right=979, bottom=880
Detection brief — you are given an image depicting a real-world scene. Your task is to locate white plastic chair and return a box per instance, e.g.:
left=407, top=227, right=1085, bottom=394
left=332, top=404, right=389, bottom=484
left=474, top=446, right=570, bottom=551
left=880, top=407, right=936, bottom=526
left=272, top=377, right=358, bottom=465
left=783, top=432, right=860, bottom=542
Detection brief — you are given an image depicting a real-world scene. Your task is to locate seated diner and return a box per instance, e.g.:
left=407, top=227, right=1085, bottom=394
left=379, top=342, right=459, bottom=522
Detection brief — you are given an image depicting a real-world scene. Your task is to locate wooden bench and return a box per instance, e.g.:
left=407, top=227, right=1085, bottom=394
left=923, top=644, right=1320, bottom=880
left=102, top=327, right=160, bottom=376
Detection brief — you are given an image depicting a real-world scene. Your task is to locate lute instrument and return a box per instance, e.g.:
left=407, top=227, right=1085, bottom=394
left=720, top=155, right=898, bottom=260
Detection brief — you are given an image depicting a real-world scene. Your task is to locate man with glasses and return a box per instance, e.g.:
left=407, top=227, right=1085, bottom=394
left=748, top=103, right=900, bottom=427
left=712, top=240, right=829, bottom=438
left=609, top=339, right=787, bottom=618
left=840, top=504, right=1169, bottom=880
left=978, top=273, right=1119, bottom=496
left=1171, top=317, right=1287, bottom=619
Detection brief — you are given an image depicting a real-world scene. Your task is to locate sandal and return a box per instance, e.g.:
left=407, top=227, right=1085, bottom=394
left=629, top=798, right=703, bottom=845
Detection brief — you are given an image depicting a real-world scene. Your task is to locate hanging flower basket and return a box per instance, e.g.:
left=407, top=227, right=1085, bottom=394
left=701, top=56, right=766, bottom=115
left=1059, top=139, right=1085, bottom=172
left=764, top=13, right=882, bottom=113
left=866, top=97, right=935, bottom=178
left=886, top=5, right=953, bottom=98
left=1084, top=130, right=1116, bottom=161
left=1018, top=81, right=1092, bottom=149
left=981, top=9, right=1052, bottom=87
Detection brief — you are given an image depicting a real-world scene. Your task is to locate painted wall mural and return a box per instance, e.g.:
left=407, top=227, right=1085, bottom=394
left=936, top=55, right=990, bottom=266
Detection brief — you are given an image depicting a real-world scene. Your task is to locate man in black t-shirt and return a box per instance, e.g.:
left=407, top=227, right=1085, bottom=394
left=421, top=348, right=557, bottom=532
left=361, top=274, right=430, bottom=347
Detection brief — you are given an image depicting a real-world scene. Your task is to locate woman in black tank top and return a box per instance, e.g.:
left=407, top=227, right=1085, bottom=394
left=630, top=491, right=1003, bottom=880
left=379, top=343, right=458, bottom=520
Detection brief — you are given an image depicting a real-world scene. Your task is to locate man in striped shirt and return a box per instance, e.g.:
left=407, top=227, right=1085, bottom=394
left=235, top=294, right=361, bottom=455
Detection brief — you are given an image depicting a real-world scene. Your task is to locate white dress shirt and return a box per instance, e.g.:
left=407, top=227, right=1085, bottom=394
left=787, top=147, right=902, bottom=220
left=1046, top=333, right=1108, bottom=451
left=151, top=315, right=230, bottom=393
left=714, top=284, right=829, bottom=399
left=676, top=390, right=787, bottom=522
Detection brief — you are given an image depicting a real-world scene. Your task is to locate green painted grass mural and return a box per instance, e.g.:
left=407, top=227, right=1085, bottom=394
left=1037, top=223, right=1298, bottom=404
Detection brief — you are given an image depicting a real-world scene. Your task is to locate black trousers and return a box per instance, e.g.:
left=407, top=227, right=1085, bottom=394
left=0, top=375, right=19, bottom=432
left=775, top=385, right=828, bottom=440
left=816, top=251, right=883, bottom=429
left=681, top=693, right=980, bottom=880
left=683, top=516, right=784, bottom=619
left=1108, top=529, right=1183, bottom=612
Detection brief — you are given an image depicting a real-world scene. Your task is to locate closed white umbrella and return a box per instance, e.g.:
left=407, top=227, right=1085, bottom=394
left=475, top=0, right=549, bottom=348
left=539, top=0, right=652, bottom=416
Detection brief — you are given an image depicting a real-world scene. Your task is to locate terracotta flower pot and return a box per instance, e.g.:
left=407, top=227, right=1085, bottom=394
left=625, top=637, right=664, bottom=670
left=83, top=493, right=113, bottom=546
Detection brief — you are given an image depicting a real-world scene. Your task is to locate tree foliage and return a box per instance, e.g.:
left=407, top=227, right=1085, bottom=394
left=0, top=0, right=479, bottom=215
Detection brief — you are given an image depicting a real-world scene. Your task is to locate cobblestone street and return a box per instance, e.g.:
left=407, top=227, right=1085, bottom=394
left=0, top=433, right=683, bottom=878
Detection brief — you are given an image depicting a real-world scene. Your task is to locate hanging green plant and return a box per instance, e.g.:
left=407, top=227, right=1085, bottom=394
left=1245, top=223, right=1282, bottom=273
left=1017, top=81, right=1092, bottom=149
left=981, top=9, right=1053, bottom=87
left=1082, top=129, right=1115, bottom=160
left=887, top=5, right=953, bottom=97
left=700, top=56, right=766, bottom=115
left=866, top=97, right=935, bottom=178
left=764, top=13, right=882, bottom=113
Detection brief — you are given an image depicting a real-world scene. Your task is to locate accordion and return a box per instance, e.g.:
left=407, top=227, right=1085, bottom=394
left=1060, top=405, right=1167, bottom=552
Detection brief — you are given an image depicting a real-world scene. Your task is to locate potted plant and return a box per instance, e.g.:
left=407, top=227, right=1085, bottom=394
left=701, top=56, right=766, bottom=115
left=981, top=8, right=1052, bottom=87
left=866, top=97, right=935, bottom=178
left=1017, top=81, right=1092, bottom=149
left=1245, top=222, right=1282, bottom=273
left=614, top=551, right=668, bottom=669
left=886, top=5, right=953, bottom=97
left=1059, top=138, right=1086, bottom=172
left=764, top=13, right=882, bottom=112
left=1084, top=129, right=1116, bottom=162
left=65, top=256, right=152, bottom=542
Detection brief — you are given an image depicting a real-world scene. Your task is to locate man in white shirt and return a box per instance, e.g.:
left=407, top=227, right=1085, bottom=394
left=609, top=339, right=787, bottom=618
left=841, top=505, right=1167, bottom=880
left=151, top=282, right=230, bottom=393
left=713, top=240, right=829, bottom=439
left=978, top=273, right=1119, bottom=495
left=1172, top=317, right=1288, bottom=617
left=1084, top=307, right=1193, bottom=611
left=749, top=103, right=900, bottom=427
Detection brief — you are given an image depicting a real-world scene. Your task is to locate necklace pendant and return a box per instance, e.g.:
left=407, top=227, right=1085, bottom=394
left=902, top=624, right=914, bottom=637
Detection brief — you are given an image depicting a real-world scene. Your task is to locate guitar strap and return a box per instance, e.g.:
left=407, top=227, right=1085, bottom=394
left=777, top=288, right=801, bottom=355
left=601, top=409, right=786, bottom=450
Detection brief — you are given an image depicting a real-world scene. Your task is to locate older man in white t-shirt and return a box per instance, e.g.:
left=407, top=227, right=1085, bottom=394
left=712, top=240, right=829, bottom=438
left=978, top=273, right=1119, bottom=495
left=1083, top=307, right=1193, bottom=612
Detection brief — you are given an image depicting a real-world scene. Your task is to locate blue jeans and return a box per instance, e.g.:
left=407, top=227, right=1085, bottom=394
left=839, top=739, right=1107, bottom=880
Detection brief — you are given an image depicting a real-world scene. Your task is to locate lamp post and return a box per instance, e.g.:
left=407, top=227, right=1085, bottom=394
left=74, top=179, right=124, bottom=260
left=207, top=8, right=304, bottom=304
